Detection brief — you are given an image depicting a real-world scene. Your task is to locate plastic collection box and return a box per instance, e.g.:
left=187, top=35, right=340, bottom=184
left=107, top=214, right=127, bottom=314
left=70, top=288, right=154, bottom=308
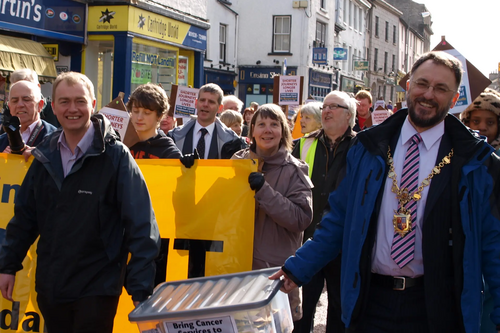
left=129, top=267, right=293, bottom=333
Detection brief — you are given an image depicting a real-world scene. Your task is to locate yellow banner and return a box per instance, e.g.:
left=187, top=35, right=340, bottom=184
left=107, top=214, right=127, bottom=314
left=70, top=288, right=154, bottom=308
left=87, top=5, right=191, bottom=44
left=0, top=154, right=256, bottom=332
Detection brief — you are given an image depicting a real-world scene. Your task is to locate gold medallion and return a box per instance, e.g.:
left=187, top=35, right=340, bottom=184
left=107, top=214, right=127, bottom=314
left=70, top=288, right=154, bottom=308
left=393, top=213, right=412, bottom=237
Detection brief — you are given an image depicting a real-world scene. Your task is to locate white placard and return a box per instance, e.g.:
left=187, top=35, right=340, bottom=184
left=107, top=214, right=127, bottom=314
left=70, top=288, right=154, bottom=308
left=371, top=110, right=391, bottom=125
left=99, top=107, right=130, bottom=140
left=279, top=76, right=301, bottom=106
left=443, top=49, right=472, bottom=115
left=163, top=315, right=237, bottom=333
left=373, top=100, right=386, bottom=110
left=175, top=86, right=199, bottom=118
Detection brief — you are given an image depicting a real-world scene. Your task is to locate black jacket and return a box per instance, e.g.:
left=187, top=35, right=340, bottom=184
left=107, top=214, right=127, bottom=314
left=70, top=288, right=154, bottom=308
left=0, top=119, right=57, bottom=152
left=292, top=128, right=356, bottom=241
left=0, top=114, right=160, bottom=303
left=129, top=130, right=182, bottom=159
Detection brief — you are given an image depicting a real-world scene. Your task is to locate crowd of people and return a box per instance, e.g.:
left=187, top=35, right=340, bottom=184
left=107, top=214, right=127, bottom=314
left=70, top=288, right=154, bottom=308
left=0, top=50, right=499, bottom=333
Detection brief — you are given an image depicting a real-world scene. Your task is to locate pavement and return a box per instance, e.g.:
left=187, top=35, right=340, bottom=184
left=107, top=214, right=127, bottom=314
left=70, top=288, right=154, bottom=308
left=312, top=286, right=328, bottom=333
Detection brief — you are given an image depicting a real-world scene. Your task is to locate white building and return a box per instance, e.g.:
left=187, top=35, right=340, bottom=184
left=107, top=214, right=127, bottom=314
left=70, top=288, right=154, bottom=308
left=335, top=0, right=371, bottom=94
left=366, top=0, right=402, bottom=103
left=204, top=0, right=239, bottom=95
left=230, top=0, right=340, bottom=106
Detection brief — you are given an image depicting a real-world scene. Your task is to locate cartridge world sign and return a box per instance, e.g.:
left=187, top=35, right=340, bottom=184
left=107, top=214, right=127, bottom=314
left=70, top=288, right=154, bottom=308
left=88, top=5, right=207, bottom=51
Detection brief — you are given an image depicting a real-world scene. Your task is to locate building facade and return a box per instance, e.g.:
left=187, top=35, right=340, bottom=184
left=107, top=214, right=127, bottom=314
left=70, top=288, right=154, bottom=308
left=366, top=0, right=402, bottom=103
left=335, top=0, right=371, bottom=94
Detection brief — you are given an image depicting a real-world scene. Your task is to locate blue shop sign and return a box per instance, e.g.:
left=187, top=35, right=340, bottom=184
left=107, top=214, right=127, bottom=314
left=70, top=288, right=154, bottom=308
left=0, top=0, right=86, bottom=43
left=309, top=69, right=332, bottom=88
left=333, top=47, right=347, bottom=61
left=183, top=25, right=207, bottom=51
left=239, top=67, right=297, bottom=84
left=312, top=48, right=327, bottom=65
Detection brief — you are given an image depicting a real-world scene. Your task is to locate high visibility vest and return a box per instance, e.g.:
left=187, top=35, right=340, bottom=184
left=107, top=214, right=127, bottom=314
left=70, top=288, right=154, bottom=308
left=299, top=136, right=318, bottom=179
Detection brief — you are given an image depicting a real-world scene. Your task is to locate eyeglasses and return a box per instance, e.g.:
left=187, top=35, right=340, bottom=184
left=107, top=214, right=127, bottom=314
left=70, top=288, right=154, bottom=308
left=321, top=103, right=348, bottom=111
left=411, top=79, right=455, bottom=96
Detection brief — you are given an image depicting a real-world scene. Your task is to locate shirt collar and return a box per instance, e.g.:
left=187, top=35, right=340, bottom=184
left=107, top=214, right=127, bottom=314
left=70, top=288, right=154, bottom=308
left=58, top=124, right=95, bottom=155
left=194, top=120, right=216, bottom=137
left=402, top=116, right=445, bottom=151
left=22, top=119, right=41, bottom=136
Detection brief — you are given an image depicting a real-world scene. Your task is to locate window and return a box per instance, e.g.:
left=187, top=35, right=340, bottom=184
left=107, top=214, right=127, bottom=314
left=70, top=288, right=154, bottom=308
left=384, top=51, right=388, bottom=73
left=393, top=25, right=396, bottom=44
left=315, top=21, right=327, bottom=47
left=219, top=24, right=226, bottom=62
left=358, top=8, right=362, bottom=32
left=85, top=38, right=114, bottom=111
left=131, top=42, right=177, bottom=97
left=349, top=1, right=352, bottom=27
left=375, top=16, right=379, bottom=37
left=392, top=54, right=395, bottom=72
left=385, top=21, right=389, bottom=42
left=321, top=0, right=325, bottom=9
left=374, top=48, right=378, bottom=71
left=390, top=86, right=394, bottom=102
left=349, top=46, right=352, bottom=72
left=353, top=6, right=357, bottom=30
left=273, top=16, right=291, bottom=52
left=383, top=85, right=386, bottom=100
left=343, top=0, right=347, bottom=23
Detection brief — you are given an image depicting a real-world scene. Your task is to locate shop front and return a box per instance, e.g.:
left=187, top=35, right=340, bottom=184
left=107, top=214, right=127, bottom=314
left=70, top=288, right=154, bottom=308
left=0, top=0, right=86, bottom=105
left=86, top=5, right=208, bottom=110
left=340, top=74, right=364, bottom=94
left=309, top=68, right=333, bottom=101
left=238, top=66, right=297, bottom=108
left=205, top=69, right=236, bottom=95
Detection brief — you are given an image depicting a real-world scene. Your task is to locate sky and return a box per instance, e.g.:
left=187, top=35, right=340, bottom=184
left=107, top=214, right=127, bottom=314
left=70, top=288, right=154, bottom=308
left=416, top=0, right=499, bottom=78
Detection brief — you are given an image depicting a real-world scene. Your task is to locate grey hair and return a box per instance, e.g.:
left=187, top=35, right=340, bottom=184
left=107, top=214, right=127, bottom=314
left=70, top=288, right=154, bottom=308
left=300, top=102, right=323, bottom=126
left=222, top=95, right=243, bottom=111
left=324, top=91, right=357, bottom=129
left=11, top=68, right=39, bottom=84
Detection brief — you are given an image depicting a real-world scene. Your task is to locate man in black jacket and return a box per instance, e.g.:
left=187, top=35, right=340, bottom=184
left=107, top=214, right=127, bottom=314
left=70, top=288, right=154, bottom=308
left=0, top=72, right=160, bottom=333
left=292, top=91, right=357, bottom=333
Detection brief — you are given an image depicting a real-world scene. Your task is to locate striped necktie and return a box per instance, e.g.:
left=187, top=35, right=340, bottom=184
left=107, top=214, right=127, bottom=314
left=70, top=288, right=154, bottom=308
left=391, top=133, right=422, bottom=268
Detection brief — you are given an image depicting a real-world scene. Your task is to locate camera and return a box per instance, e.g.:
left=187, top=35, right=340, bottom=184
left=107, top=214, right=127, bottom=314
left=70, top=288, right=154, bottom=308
left=2, top=116, right=26, bottom=154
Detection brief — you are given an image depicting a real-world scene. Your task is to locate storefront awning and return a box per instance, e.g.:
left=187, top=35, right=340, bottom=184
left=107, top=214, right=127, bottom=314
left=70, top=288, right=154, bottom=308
left=0, top=35, right=58, bottom=82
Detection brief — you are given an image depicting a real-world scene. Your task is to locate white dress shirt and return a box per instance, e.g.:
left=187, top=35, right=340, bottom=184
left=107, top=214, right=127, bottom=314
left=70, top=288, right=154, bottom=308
left=193, top=121, right=215, bottom=159
left=21, top=119, right=41, bottom=144
left=371, top=117, right=445, bottom=277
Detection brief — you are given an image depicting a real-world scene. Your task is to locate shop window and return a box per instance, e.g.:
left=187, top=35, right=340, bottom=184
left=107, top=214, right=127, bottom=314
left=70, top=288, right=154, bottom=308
left=85, top=39, right=114, bottom=111
left=315, top=21, right=327, bottom=47
left=273, top=16, right=291, bottom=52
left=219, top=24, right=227, bottom=63
left=131, top=42, right=177, bottom=97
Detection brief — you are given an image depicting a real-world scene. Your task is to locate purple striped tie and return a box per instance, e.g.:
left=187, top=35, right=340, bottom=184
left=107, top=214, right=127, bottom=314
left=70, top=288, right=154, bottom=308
left=391, top=133, right=422, bottom=268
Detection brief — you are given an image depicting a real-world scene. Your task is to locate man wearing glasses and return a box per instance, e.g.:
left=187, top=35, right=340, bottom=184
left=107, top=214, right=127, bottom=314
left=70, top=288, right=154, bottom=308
left=292, top=91, right=357, bottom=333
left=272, top=51, right=500, bottom=332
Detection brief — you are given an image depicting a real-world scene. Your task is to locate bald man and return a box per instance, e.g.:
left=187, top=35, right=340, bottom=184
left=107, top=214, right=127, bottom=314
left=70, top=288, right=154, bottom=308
left=0, top=80, right=57, bottom=155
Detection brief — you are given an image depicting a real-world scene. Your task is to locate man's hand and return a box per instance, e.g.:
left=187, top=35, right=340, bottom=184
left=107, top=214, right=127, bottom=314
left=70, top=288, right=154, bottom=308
left=269, top=269, right=298, bottom=293
left=0, top=273, right=16, bottom=301
left=180, top=149, right=200, bottom=168
left=133, top=301, right=140, bottom=308
left=2, top=146, right=11, bottom=154
left=22, top=145, right=33, bottom=162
